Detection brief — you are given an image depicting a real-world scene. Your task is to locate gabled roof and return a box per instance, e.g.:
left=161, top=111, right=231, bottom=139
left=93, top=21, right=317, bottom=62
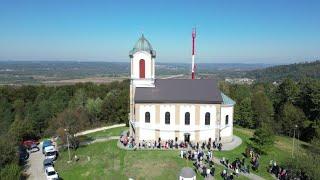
left=135, top=79, right=223, bottom=104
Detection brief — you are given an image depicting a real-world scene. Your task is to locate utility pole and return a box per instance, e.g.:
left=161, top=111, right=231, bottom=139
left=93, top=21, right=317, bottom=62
left=191, top=28, right=196, bottom=79
left=291, top=125, right=298, bottom=158
left=65, top=129, right=71, bottom=163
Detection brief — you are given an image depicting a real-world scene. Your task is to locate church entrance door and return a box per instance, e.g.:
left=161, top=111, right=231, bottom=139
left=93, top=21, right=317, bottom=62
left=184, top=133, right=190, bottom=143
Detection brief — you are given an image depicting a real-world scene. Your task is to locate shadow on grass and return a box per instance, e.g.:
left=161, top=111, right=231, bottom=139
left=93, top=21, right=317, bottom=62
left=301, top=143, right=320, bottom=154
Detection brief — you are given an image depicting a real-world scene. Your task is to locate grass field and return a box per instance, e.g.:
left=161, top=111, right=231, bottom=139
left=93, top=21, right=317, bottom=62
left=55, top=140, right=249, bottom=180
left=55, top=127, right=308, bottom=180
left=215, top=127, right=309, bottom=179
left=55, top=126, right=249, bottom=180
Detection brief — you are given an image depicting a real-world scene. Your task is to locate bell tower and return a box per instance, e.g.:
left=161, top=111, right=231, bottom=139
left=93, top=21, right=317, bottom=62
left=129, top=35, right=156, bottom=138
left=129, top=34, right=156, bottom=87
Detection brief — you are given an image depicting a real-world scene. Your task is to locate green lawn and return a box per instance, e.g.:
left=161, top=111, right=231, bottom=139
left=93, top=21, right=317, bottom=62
left=55, top=140, right=248, bottom=180
left=55, top=126, right=308, bottom=180
left=214, top=127, right=309, bottom=179
left=55, top=126, right=249, bottom=180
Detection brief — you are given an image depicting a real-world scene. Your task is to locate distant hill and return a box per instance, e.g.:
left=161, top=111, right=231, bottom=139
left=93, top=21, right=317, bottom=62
left=0, top=61, right=270, bottom=85
left=245, top=60, right=320, bottom=82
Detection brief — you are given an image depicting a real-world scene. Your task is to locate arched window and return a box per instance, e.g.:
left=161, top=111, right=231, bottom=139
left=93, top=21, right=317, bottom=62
left=205, top=112, right=210, bottom=125
left=165, top=112, right=170, bottom=124
left=225, top=115, right=229, bottom=125
left=145, top=112, right=150, bottom=123
left=185, top=112, right=190, bottom=125
left=139, top=59, right=145, bottom=78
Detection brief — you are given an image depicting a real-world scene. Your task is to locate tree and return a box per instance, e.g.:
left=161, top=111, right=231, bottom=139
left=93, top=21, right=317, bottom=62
left=0, top=163, right=21, bottom=180
left=229, top=84, right=251, bottom=103
left=278, top=103, right=307, bottom=136
left=276, top=78, right=300, bottom=105
left=0, top=137, right=17, bottom=168
left=311, top=126, right=320, bottom=151
left=250, top=124, right=275, bottom=154
left=251, top=91, right=274, bottom=128
left=299, top=79, right=320, bottom=122
left=54, top=108, right=89, bottom=136
left=235, top=97, right=254, bottom=128
left=0, top=98, right=14, bottom=136
left=69, top=88, right=87, bottom=109
left=86, top=97, right=103, bottom=123
left=219, top=81, right=231, bottom=96
left=101, top=89, right=129, bottom=124
left=8, top=118, right=35, bottom=142
left=48, top=108, right=89, bottom=148
left=49, top=89, right=70, bottom=115
left=13, top=99, right=25, bottom=122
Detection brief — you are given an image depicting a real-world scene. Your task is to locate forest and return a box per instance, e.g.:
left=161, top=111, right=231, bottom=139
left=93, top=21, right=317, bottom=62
left=0, top=80, right=129, bottom=178
left=221, top=77, right=320, bottom=178
left=246, top=60, right=320, bottom=82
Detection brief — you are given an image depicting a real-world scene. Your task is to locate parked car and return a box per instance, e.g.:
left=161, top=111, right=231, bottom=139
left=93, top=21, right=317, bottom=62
left=42, top=140, right=52, bottom=154
left=44, top=146, right=57, bottom=160
left=45, top=166, right=59, bottom=180
left=43, top=158, right=54, bottom=171
left=18, top=145, right=29, bottom=164
left=22, top=140, right=39, bottom=150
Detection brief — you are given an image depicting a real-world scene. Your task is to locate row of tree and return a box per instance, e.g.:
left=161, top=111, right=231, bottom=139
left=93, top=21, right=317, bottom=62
left=0, top=80, right=129, bottom=178
left=221, top=78, right=320, bottom=142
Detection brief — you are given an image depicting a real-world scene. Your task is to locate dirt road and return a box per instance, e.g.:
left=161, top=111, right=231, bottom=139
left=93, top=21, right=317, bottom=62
left=25, top=143, right=46, bottom=180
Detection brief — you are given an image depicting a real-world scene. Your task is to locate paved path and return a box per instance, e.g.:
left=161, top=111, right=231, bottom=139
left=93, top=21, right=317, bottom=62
left=211, top=156, right=265, bottom=180
left=75, top=123, right=126, bottom=137
left=204, top=174, right=214, bottom=180
left=221, top=135, right=242, bottom=151
left=25, top=143, right=46, bottom=180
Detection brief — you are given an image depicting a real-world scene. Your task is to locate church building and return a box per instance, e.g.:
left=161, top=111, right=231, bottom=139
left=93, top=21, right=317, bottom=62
left=129, top=35, right=235, bottom=143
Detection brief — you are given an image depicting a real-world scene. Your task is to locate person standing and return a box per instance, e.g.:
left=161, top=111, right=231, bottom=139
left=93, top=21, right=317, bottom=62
left=211, top=165, right=215, bottom=176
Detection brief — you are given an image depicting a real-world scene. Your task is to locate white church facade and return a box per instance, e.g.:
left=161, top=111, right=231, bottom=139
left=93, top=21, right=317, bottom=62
left=129, top=35, right=235, bottom=143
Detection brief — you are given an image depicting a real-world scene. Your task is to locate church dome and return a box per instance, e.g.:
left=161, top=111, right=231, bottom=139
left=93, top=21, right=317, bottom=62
left=129, top=34, right=156, bottom=58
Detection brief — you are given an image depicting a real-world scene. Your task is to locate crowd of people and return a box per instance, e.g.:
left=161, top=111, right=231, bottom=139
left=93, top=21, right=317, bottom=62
left=180, top=144, right=241, bottom=179
left=217, top=147, right=262, bottom=179
left=119, top=133, right=135, bottom=148
left=245, top=147, right=260, bottom=171
left=220, top=157, right=250, bottom=175
left=135, top=138, right=223, bottom=151
left=268, top=160, right=288, bottom=180
left=119, top=134, right=309, bottom=180
left=119, top=135, right=224, bottom=152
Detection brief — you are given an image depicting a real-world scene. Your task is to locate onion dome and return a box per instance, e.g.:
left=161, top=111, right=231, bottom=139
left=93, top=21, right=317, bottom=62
left=129, top=34, right=156, bottom=58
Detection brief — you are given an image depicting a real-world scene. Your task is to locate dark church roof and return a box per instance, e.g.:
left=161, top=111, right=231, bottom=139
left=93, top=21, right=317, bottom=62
left=135, top=79, right=223, bottom=104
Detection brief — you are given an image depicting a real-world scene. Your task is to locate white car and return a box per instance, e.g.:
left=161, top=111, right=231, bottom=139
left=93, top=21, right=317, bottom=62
left=45, top=166, right=59, bottom=180
left=44, top=145, right=57, bottom=160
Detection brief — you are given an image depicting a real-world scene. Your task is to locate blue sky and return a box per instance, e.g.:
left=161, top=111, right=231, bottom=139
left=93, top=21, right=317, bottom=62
left=0, top=0, right=319, bottom=63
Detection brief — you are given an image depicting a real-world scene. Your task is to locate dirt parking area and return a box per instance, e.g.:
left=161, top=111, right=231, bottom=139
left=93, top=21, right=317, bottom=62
left=25, top=143, right=46, bottom=180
